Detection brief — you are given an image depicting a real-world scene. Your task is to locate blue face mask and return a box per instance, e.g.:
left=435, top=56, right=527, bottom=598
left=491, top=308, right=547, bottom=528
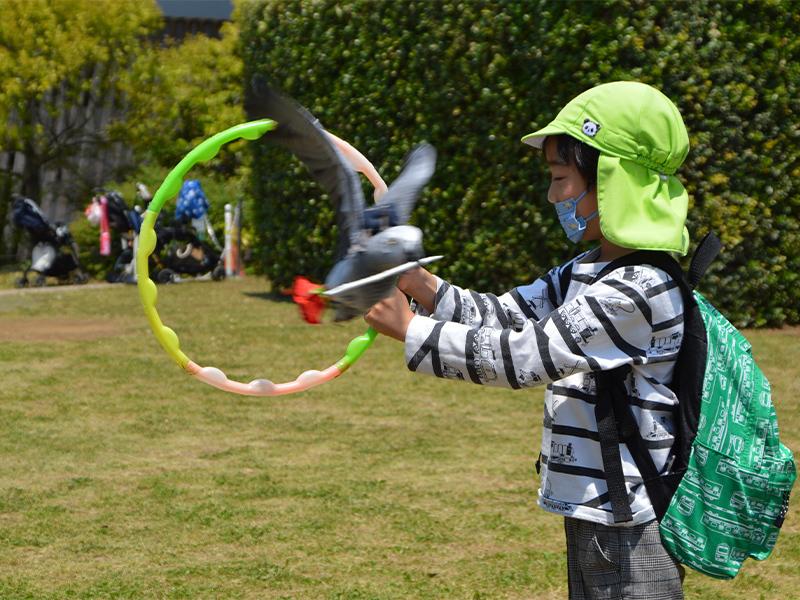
left=554, top=184, right=597, bottom=243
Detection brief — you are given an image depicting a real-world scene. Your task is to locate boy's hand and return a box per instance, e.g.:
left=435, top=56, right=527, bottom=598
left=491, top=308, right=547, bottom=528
left=365, top=287, right=415, bottom=342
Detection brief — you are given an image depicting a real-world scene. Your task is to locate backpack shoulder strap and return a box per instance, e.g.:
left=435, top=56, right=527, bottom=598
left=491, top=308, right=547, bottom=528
left=596, top=249, right=682, bottom=285
left=592, top=233, right=722, bottom=522
left=595, top=232, right=722, bottom=290
left=687, top=232, right=723, bottom=290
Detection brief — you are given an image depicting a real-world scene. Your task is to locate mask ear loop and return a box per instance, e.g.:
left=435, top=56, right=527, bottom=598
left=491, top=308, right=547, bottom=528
left=581, top=182, right=598, bottom=223
left=555, top=183, right=597, bottom=243
left=575, top=182, right=595, bottom=204
left=136, top=119, right=378, bottom=396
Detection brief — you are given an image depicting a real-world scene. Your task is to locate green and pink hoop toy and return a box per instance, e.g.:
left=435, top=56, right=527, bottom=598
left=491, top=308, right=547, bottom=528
left=136, top=119, right=381, bottom=396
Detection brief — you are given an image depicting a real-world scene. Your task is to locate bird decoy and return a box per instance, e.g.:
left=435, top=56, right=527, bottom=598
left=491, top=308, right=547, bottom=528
left=245, top=78, right=439, bottom=322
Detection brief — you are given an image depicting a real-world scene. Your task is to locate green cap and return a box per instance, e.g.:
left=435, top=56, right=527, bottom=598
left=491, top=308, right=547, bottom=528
left=522, top=81, right=690, bottom=255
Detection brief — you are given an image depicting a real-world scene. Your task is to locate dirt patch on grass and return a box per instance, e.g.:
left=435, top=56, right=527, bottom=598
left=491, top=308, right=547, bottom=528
left=0, top=318, right=126, bottom=342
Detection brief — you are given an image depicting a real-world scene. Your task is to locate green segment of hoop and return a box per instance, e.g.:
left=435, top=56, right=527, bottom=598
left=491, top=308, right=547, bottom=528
left=336, top=327, right=378, bottom=373
left=147, top=119, right=276, bottom=214
left=136, top=119, right=277, bottom=370
left=137, top=210, right=188, bottom=367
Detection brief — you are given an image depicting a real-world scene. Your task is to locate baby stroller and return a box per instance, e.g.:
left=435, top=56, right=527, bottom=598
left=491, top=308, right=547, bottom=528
left=149, top=180, right=225, bottom=284
left=150, top=222, right=225, bottom=283
left=85, top=188, right=143, bottom=284
left=12, top=194, right=89, bottom=287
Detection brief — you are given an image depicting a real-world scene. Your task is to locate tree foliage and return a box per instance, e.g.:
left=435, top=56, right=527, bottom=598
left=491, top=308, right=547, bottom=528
left=0, top=0, right=162, bottom=198
left=115, top=21, right=246, bottom=173
left=238, top=0, right=800, bottom=327
left=0, top=1, right=249, bottom=265
left=0, top=0, right=161, bottom=261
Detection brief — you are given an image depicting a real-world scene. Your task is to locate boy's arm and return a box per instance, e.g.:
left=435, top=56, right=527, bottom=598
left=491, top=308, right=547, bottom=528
left=367, top=260, right=564, bottom=343
left=403, top=265, right=683, bottom=390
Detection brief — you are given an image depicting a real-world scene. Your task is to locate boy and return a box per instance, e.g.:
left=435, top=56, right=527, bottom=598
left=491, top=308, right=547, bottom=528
left=365, top=81, right=690, bottom=599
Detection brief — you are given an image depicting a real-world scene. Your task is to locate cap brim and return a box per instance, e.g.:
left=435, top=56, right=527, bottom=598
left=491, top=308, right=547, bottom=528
left=521, top=123, right=567, bottom=148
left=597, top=155, right=690, bottom=255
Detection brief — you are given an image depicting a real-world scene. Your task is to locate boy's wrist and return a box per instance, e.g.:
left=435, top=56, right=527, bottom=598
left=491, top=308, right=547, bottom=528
left=398, top=268, right=437, bottom=314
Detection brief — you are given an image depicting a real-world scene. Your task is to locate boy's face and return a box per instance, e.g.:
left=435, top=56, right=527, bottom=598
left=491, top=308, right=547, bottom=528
left=544, top=137, right=601, bottom=241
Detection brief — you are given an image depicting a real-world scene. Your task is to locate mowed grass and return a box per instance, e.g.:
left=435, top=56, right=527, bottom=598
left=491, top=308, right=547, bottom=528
left=0, top=275, right=798, bottom=599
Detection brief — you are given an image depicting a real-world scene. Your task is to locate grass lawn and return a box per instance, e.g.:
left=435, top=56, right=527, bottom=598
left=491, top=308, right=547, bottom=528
left=0, top=274, right=798, bottom=599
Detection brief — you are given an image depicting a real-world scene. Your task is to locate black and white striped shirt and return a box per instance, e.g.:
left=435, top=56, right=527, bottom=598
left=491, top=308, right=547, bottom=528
left=404, top=248, right=685, bottom=525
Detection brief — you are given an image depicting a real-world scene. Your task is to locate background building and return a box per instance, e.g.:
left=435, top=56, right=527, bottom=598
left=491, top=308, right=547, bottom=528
left=158, top=0, right=233, bottom=39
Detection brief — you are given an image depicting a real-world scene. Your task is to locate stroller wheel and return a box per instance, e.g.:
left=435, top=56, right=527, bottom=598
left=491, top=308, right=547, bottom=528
left=157, top=268, right=175, bottom=284
left=14, top=276, right=29, bottom=288
left=74, top=273, right=90, bottom=285
left=212, top=265, right=226, bottom=282
left=33, top=274, right=47, bottom=287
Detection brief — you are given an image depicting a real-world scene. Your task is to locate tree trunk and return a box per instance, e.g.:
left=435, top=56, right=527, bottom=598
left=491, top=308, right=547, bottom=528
left=21, top=150, right=42, bottom=203
left=0, top=153, right=20, bottom=262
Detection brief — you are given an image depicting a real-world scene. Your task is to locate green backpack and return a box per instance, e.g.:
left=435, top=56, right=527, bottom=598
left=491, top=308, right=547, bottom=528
left=595, top=233, right=796, bottom=579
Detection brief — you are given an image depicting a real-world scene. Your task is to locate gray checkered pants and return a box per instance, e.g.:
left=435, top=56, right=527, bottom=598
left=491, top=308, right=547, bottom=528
left=565, top=517, right=685, bottom=600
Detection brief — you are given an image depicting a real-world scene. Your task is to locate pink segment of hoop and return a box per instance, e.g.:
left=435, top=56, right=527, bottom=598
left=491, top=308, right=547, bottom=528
left=185, top=361, right=342, bottom=396
left=326, top=132, right=388, bottom=201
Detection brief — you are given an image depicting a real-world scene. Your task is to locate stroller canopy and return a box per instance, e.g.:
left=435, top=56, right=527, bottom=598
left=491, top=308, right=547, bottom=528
left=103, top=190, right=132, bottom=232
left=12, top=195, right=50, bottom=234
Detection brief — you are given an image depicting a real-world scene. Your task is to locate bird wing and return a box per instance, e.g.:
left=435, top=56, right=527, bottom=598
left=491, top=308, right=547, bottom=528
left=245, top=77, right=365, bottom=259
left=377, top=143, right=437, bottom=225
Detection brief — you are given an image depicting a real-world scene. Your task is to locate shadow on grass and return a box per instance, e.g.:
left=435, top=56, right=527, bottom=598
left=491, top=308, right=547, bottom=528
left=243, top=290, right=294, bottom=303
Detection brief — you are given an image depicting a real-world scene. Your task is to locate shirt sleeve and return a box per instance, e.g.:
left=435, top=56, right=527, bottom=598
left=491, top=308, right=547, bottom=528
left=404, top=264, right=683, bottom=389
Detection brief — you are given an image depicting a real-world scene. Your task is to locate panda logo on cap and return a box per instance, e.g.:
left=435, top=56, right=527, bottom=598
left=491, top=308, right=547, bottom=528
left=582, top=119, right=601, bottom=137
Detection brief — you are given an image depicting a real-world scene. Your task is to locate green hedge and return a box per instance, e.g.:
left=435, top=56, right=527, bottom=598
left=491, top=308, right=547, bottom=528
left=238, top=0, right=800, bottom=327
